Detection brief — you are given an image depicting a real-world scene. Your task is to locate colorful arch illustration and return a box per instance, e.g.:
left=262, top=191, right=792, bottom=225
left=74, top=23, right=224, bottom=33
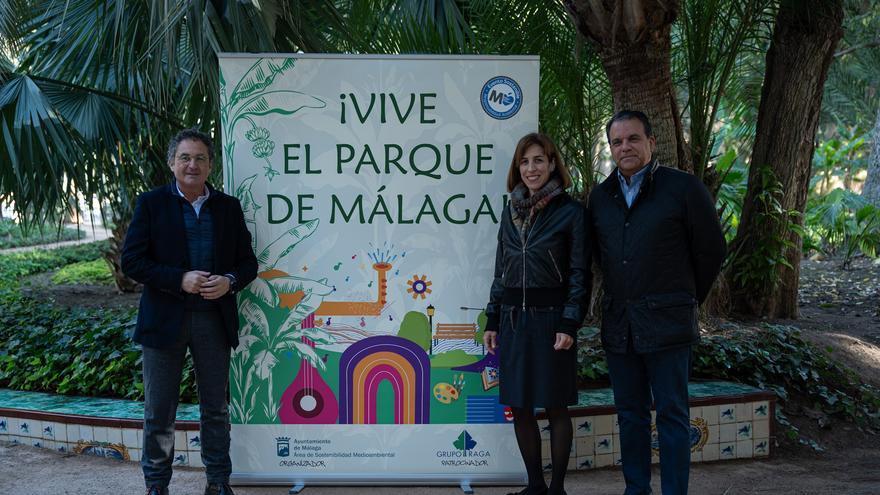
left=338, top=336, right=430, bottom=424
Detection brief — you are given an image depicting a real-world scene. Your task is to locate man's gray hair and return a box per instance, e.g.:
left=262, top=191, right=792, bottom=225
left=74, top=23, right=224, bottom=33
left=167, top=128, right=214, bottom=164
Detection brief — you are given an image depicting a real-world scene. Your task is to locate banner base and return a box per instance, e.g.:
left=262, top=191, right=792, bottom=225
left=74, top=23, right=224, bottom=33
left=229, top=472, right=526, bottom=487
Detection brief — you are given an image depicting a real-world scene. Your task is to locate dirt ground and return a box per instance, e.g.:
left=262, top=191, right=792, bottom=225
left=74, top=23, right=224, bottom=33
left=3, top=256, right=878, bottom=494
left=1, top=440, right=878, bottom=495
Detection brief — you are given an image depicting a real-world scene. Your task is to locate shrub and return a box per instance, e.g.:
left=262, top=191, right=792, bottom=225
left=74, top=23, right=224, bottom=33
left=0, top=218, right=84, bottom=249
left=0, top=241, right=109, bottom=286
left=577, top=322, right=880, bottom=430
left=51, top=259, right=113, bottom=285
left=0, top=291, right=196, bottom=403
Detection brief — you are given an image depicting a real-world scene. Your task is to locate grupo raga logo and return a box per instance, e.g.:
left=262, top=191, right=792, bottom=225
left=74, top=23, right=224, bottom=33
left=436, top=430, right=491, bottom=466
left=480, top=76, right=523, bottom=120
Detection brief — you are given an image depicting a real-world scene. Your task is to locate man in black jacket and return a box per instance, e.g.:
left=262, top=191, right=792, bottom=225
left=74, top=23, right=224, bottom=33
left=122, top=129, right=257, bottom=495
left=588, top=111, right=725, bottom=494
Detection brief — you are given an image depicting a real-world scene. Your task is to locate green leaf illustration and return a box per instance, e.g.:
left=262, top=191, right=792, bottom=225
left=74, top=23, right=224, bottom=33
left=229, top=58, right=297, bottom=110
left=257, top=219, right=320, bottom=268
left=231, top=90, right=326, bottom=124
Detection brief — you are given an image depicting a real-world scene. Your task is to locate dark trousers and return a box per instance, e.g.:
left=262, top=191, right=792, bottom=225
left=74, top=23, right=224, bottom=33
left=142, top=311, right=231, bottom=488
left=606, top=345, right=692, bottom=495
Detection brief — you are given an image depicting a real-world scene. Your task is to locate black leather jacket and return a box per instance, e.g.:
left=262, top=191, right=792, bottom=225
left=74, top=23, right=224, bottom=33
left=588, top=163, right=726, bottom=353
left=485, top=193, right=591, bottom=336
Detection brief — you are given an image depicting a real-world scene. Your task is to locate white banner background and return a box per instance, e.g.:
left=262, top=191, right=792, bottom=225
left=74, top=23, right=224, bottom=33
left=219, top=54, right=539, bottom=485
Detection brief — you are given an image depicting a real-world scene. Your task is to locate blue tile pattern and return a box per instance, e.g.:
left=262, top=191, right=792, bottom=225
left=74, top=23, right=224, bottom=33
left=0, top=389, right=200, bottom=421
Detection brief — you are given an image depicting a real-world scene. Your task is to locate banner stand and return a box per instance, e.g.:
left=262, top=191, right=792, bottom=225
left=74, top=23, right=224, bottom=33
left=220, top=53, right=539, bottom=486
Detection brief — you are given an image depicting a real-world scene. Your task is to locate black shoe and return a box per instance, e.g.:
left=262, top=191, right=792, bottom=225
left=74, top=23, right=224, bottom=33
left=145, top=486, right=168, bottom=495
left=506, top=488, right=548, bottom=495
left=204, top=482, right=235, bottom=495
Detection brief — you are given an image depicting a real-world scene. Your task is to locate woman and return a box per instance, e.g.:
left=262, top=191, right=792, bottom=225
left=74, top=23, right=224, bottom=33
left=484, top=133, right=590, bottom=495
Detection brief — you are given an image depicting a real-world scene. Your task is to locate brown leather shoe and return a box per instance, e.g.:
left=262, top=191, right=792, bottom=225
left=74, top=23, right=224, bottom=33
left=204, top=482, right=235, bottom=495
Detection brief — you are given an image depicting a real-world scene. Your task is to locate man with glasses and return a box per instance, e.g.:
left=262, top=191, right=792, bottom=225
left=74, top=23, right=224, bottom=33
left=122, top=128, right=257, bottom=495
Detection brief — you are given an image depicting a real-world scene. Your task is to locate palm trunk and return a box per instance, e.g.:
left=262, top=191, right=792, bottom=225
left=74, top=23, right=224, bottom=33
left=729, top=0, right=844, bottom=318
left=104, top=219, right=140, bottom=293
left=565, top=0, right=690, bottom=171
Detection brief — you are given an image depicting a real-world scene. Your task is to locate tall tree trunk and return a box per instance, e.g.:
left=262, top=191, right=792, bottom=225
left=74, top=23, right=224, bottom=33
left=104, top=218, right=140, bottom=293
left=565, top=0, right=691, bottom=171
left=863, top=110, right=880, bottom=205
left=728, top=0, right=844, bottom=318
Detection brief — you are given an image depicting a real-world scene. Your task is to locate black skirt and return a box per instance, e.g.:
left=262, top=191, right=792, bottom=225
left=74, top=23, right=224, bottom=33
left=498, top=305, right=578, bottom=408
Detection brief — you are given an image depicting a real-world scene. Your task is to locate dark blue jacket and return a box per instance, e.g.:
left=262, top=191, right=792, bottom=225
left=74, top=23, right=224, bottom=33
left=588, top=163, right=726, bottom=353
left=121, top=182, right=258, bottom=349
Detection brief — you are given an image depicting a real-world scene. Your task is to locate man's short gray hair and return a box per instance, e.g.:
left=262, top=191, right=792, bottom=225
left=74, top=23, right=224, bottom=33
left=167, top=128, right=214, bottom=164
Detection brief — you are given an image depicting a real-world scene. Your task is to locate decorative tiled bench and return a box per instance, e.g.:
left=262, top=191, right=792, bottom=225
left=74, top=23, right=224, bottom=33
left=538, top=381, right=776, bottom=470
left=0, top=381, right=774, bottom=471
left=0, top=389, right=203, bottom=467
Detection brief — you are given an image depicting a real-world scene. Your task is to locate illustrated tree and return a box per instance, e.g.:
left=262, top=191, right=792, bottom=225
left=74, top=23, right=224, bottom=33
left=397, top=311, right=431, bottom=353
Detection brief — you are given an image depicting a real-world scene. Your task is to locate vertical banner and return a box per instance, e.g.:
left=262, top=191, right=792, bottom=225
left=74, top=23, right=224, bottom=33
left=219, top=54, right=539, bottom=485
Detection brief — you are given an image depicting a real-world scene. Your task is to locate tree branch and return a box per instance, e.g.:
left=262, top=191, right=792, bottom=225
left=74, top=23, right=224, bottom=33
left=834, top=38, right=880, bottom=58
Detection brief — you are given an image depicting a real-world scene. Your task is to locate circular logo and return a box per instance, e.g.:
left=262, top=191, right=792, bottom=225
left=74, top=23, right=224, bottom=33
left=480, top=76, right=523, bottom=120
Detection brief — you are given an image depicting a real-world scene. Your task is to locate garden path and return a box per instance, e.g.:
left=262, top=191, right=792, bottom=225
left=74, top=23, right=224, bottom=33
left=0, top=223, right=111, bottom=254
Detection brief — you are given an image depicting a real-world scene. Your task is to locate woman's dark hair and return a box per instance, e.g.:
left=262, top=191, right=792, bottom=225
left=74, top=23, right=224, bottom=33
left=506, top=133, right=572, bottom=193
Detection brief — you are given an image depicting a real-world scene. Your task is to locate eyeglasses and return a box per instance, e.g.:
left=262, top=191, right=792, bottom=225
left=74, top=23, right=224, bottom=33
left=176, top=154, right=210, bottom=165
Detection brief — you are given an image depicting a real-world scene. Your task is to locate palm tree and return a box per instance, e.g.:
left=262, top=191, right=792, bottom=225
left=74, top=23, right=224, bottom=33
left=0, top=0, right=346, bottom=290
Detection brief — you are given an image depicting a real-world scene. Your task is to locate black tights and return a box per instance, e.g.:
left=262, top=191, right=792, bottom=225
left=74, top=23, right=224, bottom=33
left=511, top=406, right=572, bottom=494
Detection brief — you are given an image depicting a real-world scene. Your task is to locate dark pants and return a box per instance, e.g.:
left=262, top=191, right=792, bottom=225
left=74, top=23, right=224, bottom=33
left=142, top=311, right=231, bottom=488
left=606, top=345, right=692, bottom=495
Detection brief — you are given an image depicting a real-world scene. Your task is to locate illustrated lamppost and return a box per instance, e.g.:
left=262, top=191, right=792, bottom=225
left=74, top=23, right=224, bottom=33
left=427, top=304, right=436, bottom=355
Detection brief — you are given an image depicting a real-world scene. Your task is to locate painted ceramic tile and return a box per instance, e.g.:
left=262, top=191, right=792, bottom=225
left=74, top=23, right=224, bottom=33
left=106, top=428, right=123, bottom=446
left=594, top=454, right=614, bottom=468
left=707, top=424, right=720, bottom=444
left=122, top=429, right=139, bottom=449
left=736, top=440, right=753, bottom=458
left=719, top=423, right=737, bottom=443
left=702, top=443, right=719, bottom=461
left=719, top=405, right=736, bottom=424
left=595, top=435, right=613, bottom=455
left=593, top=415, right=613, bottom=436
left=753, top=439, right=770, bottom=457
left=172, top=452, right=188, bottom=466
left=574, top=417, right=593, bottom=437
left=719, top=442, right=736, bottom=459
left=753, top=420, right=770, bottom=440
left=576, top=455, right=594, bottom=470
left=174, top=431, right=187, bottom=452
left=701, top=405, right=719, bottom=425
left=188, top=452, right=204, bottom=468
left=735, top=403, right=753, bottom=422
left=612, top=414, right=619, bottom=434
left=753, top=401, right=770, bottom=418
left=575, top=436, right=595, bottom=456
left=0, top=417, right=7, bottom=434
left=538, top=419, right=551, bottom=440
left=186, top=430, right=202, bottom=451
left=75, top=425, right=94, bottom=443
left=736, top=422, right=753, bottom=440
left=93, top=426, right=109, bottom=443
left=691, top=450, right=703, bottom=463
left=129, top=448, right=142, bottom=463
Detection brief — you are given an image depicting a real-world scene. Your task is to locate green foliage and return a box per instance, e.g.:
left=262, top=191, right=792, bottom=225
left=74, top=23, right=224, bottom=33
left=0, top=290, right=196, bottom=402
left=397, top=310, right=431, bottom=352
left=0, top=218, right=84, bottom=248
left=576, top=326, right=608, bottom=381
left=0, top=241, right=108, bottom=287
left=51, top=258, right=113, bottom=285
left=811, top=127, right=868, bottom=194
left=475, top=310, right=487, bottom=348
left=804, top=188, right=880, bottom=267
left=694, top=324, right=880, bottom=429
left=728, top=164, right=803, bottom=289
left=713, top=149, right=749, bottom=242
